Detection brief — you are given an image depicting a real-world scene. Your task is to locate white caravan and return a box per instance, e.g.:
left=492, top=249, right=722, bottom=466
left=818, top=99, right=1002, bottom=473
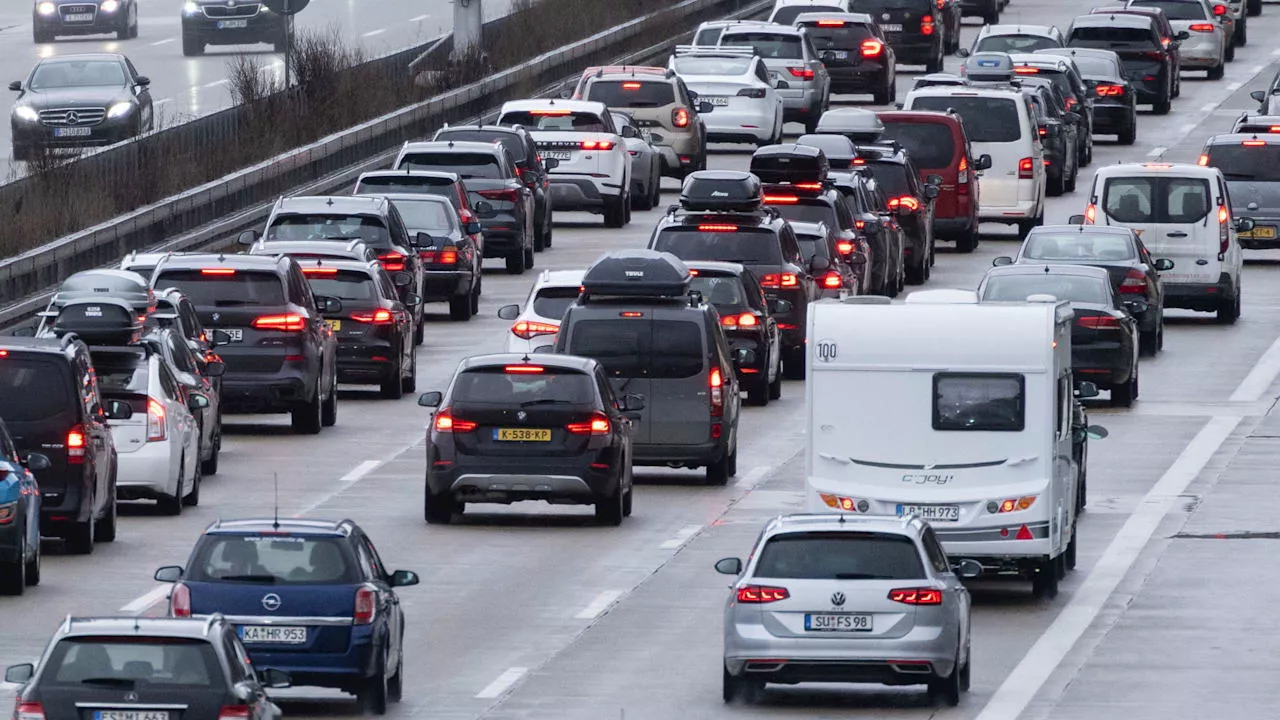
left=804, top=291, right=1079, bottom=597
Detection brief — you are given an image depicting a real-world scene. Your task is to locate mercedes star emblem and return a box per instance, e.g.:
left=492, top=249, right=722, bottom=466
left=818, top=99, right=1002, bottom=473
left=124, top=692, right=139, bottom=703
left=65, top=111, right=80, bottom=126
left=262, top=593, right=282, bottom=611
left=831, top=592, right=846, bottom=606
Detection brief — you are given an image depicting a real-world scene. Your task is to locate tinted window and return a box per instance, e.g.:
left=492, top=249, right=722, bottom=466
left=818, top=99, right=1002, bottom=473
left=266, top=214, right=390, bottom=246
left=1205, top=144, right=1280, bottom=182
left=880, top=121, right=957, bottom=169
left=795, top=233, right=833, bottom=261
left=388, top=198, right=458, bottom=233
left=754, top=532, right=926, bottom=580
left=908, top=96, right=1022, bottom=142
left=186, top=535, right=357, bottom=584
left=653, top=228, right=784, bottom=264
left=867, top=163, right=913, bottom=197
left=435, top=130, right=528, bottom=162
left=155, top=271, right=286, bottom=307
left=1068, top=26, right=1157, bottom=45
left=981, top=274, right=1111, bottom=304
left=771, top=5, right=844, bottom=24
left=303, top=271, right=378, bottom=301
left=30, top=60, right=126, bottom=89
left=532, top=286, right=581, bottom=321
left=568, top=319, right=704, bottom=379
left=975, top=34, right=1060, bottom=53
left=356, top=176, right=455, bottom=197
left=694, top=27, right=724, bottom=45
left=1022, top=231, right=1137, bottom=261
left=94, top=353, right=149, bottom=395
left=797, top=23, right=873, bottom=49
left=933, top=373, right=1025, bottom=431
left=1063, top=56, right=1119, bottom=78
left=1102, top=176, right=1211, bottom=223
left=586, top=81, right=676, bottom=108
left=452, top=367, right=596, bottom=405
left=691, top=275, right=748, bottom=305
left=497, top=111, right=605, bottom=132
left=0, top=358, right=73, bottom=422
left=44, top=639, right=222, bottom=688
left=671, top=56, right=753, bottom=75
left=398, top=152, right=502, bottom=180
left=1128, top=0, right=1207, bottom=20
left=721, top=32, right=804, bottom=59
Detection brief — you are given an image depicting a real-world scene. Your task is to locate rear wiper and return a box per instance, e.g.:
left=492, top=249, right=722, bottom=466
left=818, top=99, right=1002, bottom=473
left=217, top=574, right=279, bottom=583
left=80, top=678, right=136, bottom=687
left=519, top=399, right=574, bottom=407
left=834, top=573, right=891, bottom=580
left=1222, top=172, right=1257, bottom=180
left=213, top=299, right=252, bottom=307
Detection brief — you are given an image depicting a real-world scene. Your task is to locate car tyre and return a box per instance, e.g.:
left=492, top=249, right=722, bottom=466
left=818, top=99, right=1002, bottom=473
left=1153, top=90, right=1171, bottom=115
left=1225, top=42, right=1235, bottom=62
left=632, top=180, right=654, bottom=211
left=158, top=463, right=184, bottom=516
left=0, top=537, right=25, bottom=597
left=722, top=666, right=738, bottom=704
left=449, top=294, right=471, bottom=321
left=505, top=248, right=526, bottom=274
left=182, top=34, right=204, bottom=56
left=768, top=361, right=783, bottom=400
left=321, top=372, right=338, bottom=427
left=983, top=8, right=999, bottom=24
left=622, top=485, right=633, bottom=518
left=291, top=388, right=323, bottom=434
left=401, top=351, right=417, bottom=394
left=928, top=649, right=962, bottom=706
left=1046, top=169, right=1065, bottom=197
left=783, top=345, right=806, bottom=380
left=746, top=377, right=770, bottom=407
left=603, top=193, right=628, bottom=228
left=1110, top=371, right=1137, bottom=408
left=956, top=227, right=979, bottom=253
left=470, top=276, right=482, bottom=315
left=183, top=457, right=202, bottom=507
left=423, top=489, right=453, bottom=524
left=1118, top=119, right=1137, bottom=145
left=1248, top=0, right=1262, bottom=15
left=1217, top=289, right=1240, bottom=324
left=201, top=429, right=220, bottom=475
left=926, top=49, right=944, bottom=74
left=873, top=78, right=894, bottom=106
left=387, top=654, right=403, bottom=703
left=595, top=483, right=624, bottom=526
left=1065, top=160, right=1077, bottom=192
left=1237, top=17, right=1247, bottom=45
left=706, top=450, right=731, bottom=486
left=380, top=356, right=405, bottom=400
left=1031, top=557, right=1059, bottom=598
left=524, top=241, right=536, bottom=270
left=66, top=514, right=94, bottom=555
left=358, top=653, right=389, bottom=715
left=24, top=530, right=40, bottom=587
left=96, top=476, right=117, bottom=543
left=1208, top=61, right=1225, bottom=80
left=1140, top=324, right=1160, bottom=356
left=1065, top=523, right=1078, bottom=570
left=414, top=318, right=425, bottom=346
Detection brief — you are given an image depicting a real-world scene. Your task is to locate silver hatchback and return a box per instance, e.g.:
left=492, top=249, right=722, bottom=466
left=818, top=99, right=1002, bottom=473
left=716, top=514, right=979, bottom=705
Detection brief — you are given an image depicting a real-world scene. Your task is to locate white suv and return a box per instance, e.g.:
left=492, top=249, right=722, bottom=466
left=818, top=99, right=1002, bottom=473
left=496, top=269, right=586, bottom=354
left=496, top=100, right=632, bottom=228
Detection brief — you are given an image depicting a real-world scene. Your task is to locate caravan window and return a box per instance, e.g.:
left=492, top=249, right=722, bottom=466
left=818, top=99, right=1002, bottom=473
left=932, top=373, right=1025, bottom=432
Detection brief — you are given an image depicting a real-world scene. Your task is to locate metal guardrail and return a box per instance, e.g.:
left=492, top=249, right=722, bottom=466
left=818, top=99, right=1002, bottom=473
left=0, top=0, right=769, bottom=329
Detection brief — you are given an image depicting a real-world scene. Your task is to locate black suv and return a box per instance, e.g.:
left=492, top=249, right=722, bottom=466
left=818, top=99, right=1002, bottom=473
left=792, top=13, right=897, bottom=104
left=854, top=143, right=939, bottom=284
left=152, top=254, right=339, bottom=434
left=648, top=171, right=820, bottom=379
left=830, top=168, right=906, bottom=296
left=0, top=335, right=127, bottom=554
left=5, top=616, right=290, bottom=720
left=432, top=124, right=555, bottom=251
left=685, top=261, right=785, bottom=406
left=854, top=0, right=946, bottom=72
left=1009, top=54, right=1094, bottom=167
left=1017, top=80, right=1080, bottom=196
left=1066, top=13, right=1175, bottom=114
left=181, top=0, right=287, bottom=57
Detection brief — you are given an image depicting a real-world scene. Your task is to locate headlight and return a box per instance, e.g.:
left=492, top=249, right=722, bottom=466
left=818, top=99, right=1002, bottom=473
left=13, top=106, right=39, bottom=122
left=183, top=1, right=199, bottom=13
left=106, top=102, right=133, bottom=118
left=100, top=0, right=119, bottom=11
left=36, top=1, right=56, bottom=14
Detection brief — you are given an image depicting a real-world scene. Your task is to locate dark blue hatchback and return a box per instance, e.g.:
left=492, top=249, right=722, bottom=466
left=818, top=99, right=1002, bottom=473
left=154, top=518, right=419, bottom=714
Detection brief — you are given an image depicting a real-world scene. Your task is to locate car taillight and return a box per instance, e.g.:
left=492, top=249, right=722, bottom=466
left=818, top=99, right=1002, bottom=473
left=478, top=188, right=520, bottom=203
left=1219, top=205, right=1230, bottom=254
left=1077, top=315, right=1120, bottom=329
left=15, top=703, right=45, bottom=720
left=146, top=399, right=166, bottom=442
left=351, top=309, right=395, bottom=325
left=698, top=224, right=739, bottom=232
left=252, top=313, right=306, bottom=331
left=217, top=706, right=250, bottom=720
left=354, top=585, right=376, bottom=625
left=1142, top=51, right=1165, bottom=61
left=1039, top=127, right=1048, bottom=137
left=836, top=240, right=854, bottom=255
left=709, top=366, right=723, bottom=417
left=171, top=582, right=191, bottom=617
left=822, top=271, right=843, bottom=289
left=957, top=156, right=968, bottom=187
left=737, top=585, right=789, bottom=603
left=581, top=139, right=614, bottom=150
left=1188, top=22, right=1216, bottom=32
left=1018, top=157, right=1034, bottom=179
left=887, top=195, right=920, bottom=211
left=1119, top=268, right=1148, bottom=294
left=763, top=194, right=799, bottom=205
left=920, top=14, right=935, bottom=35
left=301, top=267, right=338, bottom=275
left=566, top=412, right=611, bottom=435
left=786, top=67, right=815, bottom=79
left=420, top=247, right=458, bottom=264
left=66, top=425, right=85, bottom=465
left=378, top=252, right=406, bottom=272
left=1198, top=153, right=1210, bottom=166
left=1243, top=139, right=1267, bottom=147
left=1095, top=84, right=1125, bottom=97
left=888, top=588, right=943, bottom=605
left=721, top=312, right=760, bottom=328
left=433, top=408, right=477, bottom=433
left=1085, top=204, right=1097, bottom=224
left=737, top=88, right=767, bottom=98
left=1213, top=3, right=1227, bottom=15
left=511, top=319, right=560, bottom=339
left=672, top=108, right=691, bottom=128
left=759, top=273, right=798, bottom=288
left=860, top=39, right=884, bottom=57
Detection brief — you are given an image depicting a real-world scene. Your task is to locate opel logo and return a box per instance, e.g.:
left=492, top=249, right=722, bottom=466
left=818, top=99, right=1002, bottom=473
left=262, top=593, right=282, bottom=611
left=124, top=692, right=138, bottom=703
left=65, top=111, right=80, bottom=125
left=831, top=592, right=846, bottom=606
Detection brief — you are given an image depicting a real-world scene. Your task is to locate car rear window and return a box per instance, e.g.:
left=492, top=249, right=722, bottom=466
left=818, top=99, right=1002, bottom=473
left=44, top=638, right=222, bottom=688
left=769, top=201, right=839, bottom=228
left=795, top=233, right=833, bottom=262
left=671, top=56, right=753, bottom=76
left=982, top=274, right=1111, bottom=304
left=533, top=286, right=581, bottom=321
left=0, top=357, right=73, bottom=423
left=1063, top=55, right=1119, bottom=78
left=880, top=121, right=957, bottom=169
left=452, top=367, right=596, bottom=405
left=1127, top=0, right=1206, bottom=20
left=796, top=22, right=873, bottom=49
left=771, top=5, right=844, bottom=24
left=852, top=0, right=931, bottom=9
left=568, top=319, right=705, bottom=379
left=303, top=270, right=378, bottom=301
left=94, top=351, right=149, bottom=395
left=1022, top=231, right=1137, bottom=261
left=1102, top=176, right=1212, bottom=223
left=154, top=271, right=287, bottom=308
left=867, top=163, right=914, bottom=198
left=975, top=34, right=1060, bottom=53
left=720, top=32, right=804, bottom=60
left=1205, top=144, right=1280, bottom=182
left=908, top=95, right=1022, bottom=143
left=356, top=176, right=453, bottom=194
left=585, top=81, right=677, bottom=108
left=186, top=535, right=358, bottom=584
left=933, top=373, right=1024, bottom=431
left=653, top=228, right=785, bottom=265
left=398, top=152, right=503, bottom=180
left=435, top=130, right=528, bottom=163
left=694, top=26, right=724, bottom=45
left=497, top=111, right=606, bottom=132
left=754, top=531, right=926, bottom=580
left=691, top=274, right=748, bottom=305
left=388, top=197, right=457, bottom=233
left=266, top=214, right=391, bottom=246
left=1068, top=26, right=1157, bottom=46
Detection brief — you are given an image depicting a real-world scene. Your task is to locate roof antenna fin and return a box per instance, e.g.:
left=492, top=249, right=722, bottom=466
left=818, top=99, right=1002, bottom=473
left=273, top=472, right=281, bottom=529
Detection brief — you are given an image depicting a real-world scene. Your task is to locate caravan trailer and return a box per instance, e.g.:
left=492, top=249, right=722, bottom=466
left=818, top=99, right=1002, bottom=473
left=804, top=290, right=1082, bottom=598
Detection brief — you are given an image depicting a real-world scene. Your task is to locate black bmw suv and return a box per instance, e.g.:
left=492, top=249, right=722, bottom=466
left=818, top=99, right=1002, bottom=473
left=152, top=254, right=339, bottom=434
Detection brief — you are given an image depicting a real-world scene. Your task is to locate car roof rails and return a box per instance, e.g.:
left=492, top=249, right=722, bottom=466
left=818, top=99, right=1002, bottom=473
left=672, top=45, right=757, bottom=57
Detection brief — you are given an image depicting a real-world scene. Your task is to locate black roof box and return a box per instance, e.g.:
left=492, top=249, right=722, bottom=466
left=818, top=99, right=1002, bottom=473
left=581, top=250, right=692, bottom=300
left=750, top=144, right=830, bottom=185
left=679, top=170, right=762, bottom=212
left=51, top=298, right=144, bottom=346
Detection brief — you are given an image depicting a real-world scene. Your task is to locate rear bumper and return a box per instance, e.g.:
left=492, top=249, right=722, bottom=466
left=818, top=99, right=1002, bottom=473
left=421, top=269, right=473, bottom=300
left=1165, top=276, right=1232, bottom=311
left=1091, top=104, right=1133, bottom=133
left=724, top=624, right=955, bottom=683
left=827, top=64, right=891, bottom=93
left=888, top=38, right=940, bottom=65
left=427, top=452, right=624, bottom=501
left=547, top=176, right=622, bottom=211
left=115, top=444, right=179, bottom=499
left=246, top=628, right=377, bottom=688
left=932, top=215, right=976, bottom=238
left=704, top=108, right=775, bottom=143
left=221, top=372, right=312, bottom=414
left=633, top=440, right=726, bottom=467
left=959, top=0, right=998, bottom=14
left=335, top=341, right=396, bottom=384
left=1073, top=343, right=1133, bottom=387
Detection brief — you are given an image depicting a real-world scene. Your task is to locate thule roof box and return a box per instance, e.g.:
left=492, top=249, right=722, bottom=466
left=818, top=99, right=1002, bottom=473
left=750, top=144, right=829, bottom=186
left=38, top=269, right=155, bottom=335
left=814, top=108, right=884, bottom=142
left=580, top=250, right=693, bottom=301
left=679, top=170, right=763, bottom=212
left=795, top=134, right=857, bottom=168
left=962, top=52, right=1015, bottom=82
left=912, top=73, right=967, bottom=90
left=49, top=298, right=145, bottom=346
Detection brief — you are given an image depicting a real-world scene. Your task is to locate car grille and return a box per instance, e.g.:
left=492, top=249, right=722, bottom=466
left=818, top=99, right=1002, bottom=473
left=58, top=4, right=97, bottom=20
left=39, top=108, right=107, bottom=127
left=202, top=2, right=262, bottom=18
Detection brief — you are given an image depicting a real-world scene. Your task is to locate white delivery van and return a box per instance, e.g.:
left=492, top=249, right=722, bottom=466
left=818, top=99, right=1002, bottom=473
left=804, top=291, right=1079, bottom=598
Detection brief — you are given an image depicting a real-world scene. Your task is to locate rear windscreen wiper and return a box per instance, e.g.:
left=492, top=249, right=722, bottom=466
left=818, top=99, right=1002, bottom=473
left=519, top=399, right=575, bottom=407
left=80, top=678, right=136, bottom=687
left=216, top=574, right=279, bottom=583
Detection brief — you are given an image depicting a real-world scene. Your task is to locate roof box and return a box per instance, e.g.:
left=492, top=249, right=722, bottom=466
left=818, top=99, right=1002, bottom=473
left=679, top=170, right=763, bottom=212
left=814, top=108, right=884, bottom=142
left=48, top=269, right=155, bottom=313
left=750, top=144, right=830, bottom=186
left=962, top=52, right=1015, bottom=82
left=912, top=73, right=967, bottom=90
left=904, top=289, right=979, bottom=305
left=50, top=298, right=144, bottom=346
left=581, top=250, right=692, bottom=299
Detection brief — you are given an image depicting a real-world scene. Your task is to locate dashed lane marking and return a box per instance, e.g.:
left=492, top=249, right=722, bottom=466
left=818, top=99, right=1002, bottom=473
left=475, top=667, right=527, bottom=699
left=574, top=590, right=623, bottom=620
left=150, top=38, right=174, bottom=46
left=409, top=14, right=430, bottom=21
left=361, top=28, right=386, bottom=37
left=1146, top=146, right=1166, bottom=159
left=658, top=525, right=702, bottom=549
left=120, top=584, right=170, bottom=615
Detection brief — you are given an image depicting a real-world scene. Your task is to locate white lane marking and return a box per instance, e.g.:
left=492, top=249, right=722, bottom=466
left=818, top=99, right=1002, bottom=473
left=1227, top=81, right=1243, bottom=92
left=976, top=330, right=1280, bottom=720
left=120, top=584, right=170, bottom=614
left=574, top=590, right=623, bottom=619
left=409, top=14, right=430, bottom=21
left=294, top=459, right=383, bottom=517
left=1200, top=101, right=1218, bottom=114
left=659, top=524, right=703, bottom=549
left=361, top=28, right=386, bottom=37
left=1146, top=146, right=1166, bottom=159
left=731, top=464, right=770, bottom=488
left=203, top=79, right=228, bottom=88
left=154, top=98, right=173, bottom=106
left=1180, top=122, right=1198, bottom=134
left=150, top=38, right=174, bottom=46
left=475, top=667, right=527, bottom=699
left=1250, top=64, right=1266, bottom=76
left=339, top=459, right=382, bottom=483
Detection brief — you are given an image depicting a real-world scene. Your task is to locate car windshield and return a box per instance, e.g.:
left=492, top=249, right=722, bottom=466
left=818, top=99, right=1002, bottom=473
left=0, top=357, right=73, bottom=423
left=497, top=111, right=606, bottom=132
left=266, top=214, right=391, bottom=246
left=690, top=275, right=748, bottom=305
left=568, top=319, right=704, bottom=379
left=388, top=198, right=457, bottom=233
left=1102, top=176, right=1211, bottom=223
left=908, top=95, right=1022, bottom=143
left=153, top=271, right=286, bottom=308
left=879, top=121, right=956, bottom=169
left=770, top=5, right=843, bottom=24
left=1023, top=232, right=1137, bottom=261
left=672, top=56, right=753, bottom=76
left=1205, top=144, right=1280, bottom=182
left=754, top=532, right=926, bottom=580
left=186, top=535, right=358, bottom=584
left=30, top=60, right=126, bottom=89
left=720, top=33, right=804, bottom=60
left=452, top=367, right=596, bottom=405
left=44, top=638, right=222, bottom=688
left=982, top=274, right=1111, bottom=304
left=586, top=80, right=676, bottom=108
left=532, top=286, right=581, bottom=321
left=1128, top=0, right=1207, bottom=20
left=303, top=270, right=378, bottom=301
left=652, top=228, right=784, bottom=264
left=975, top=34, right=1059, bottom=53
left=397, top=152, right=503, bottom=180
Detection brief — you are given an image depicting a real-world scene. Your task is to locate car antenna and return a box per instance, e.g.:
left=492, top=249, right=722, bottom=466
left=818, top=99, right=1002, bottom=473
left=1044, top=265, right=1051, bottom=273
left=521, top=353, right=531, bottom=363
left=838, top=513, right=846, bottom=524
left=273, top=472, right=281, bottom=529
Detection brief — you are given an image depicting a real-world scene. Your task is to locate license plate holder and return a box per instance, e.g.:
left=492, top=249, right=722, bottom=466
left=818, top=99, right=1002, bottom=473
left=882, top=23, right=903, bottom=32
left=543, top=151, right=572, bottom=160
left=495, top=428, right=551, bottom=442
left=94, top=712, right=170, bottom=720
left=65, top=12, right=94, bottom=21
left=217, top=19, right=249, bottom=29
left=325, top=319, right=342, bottom=331
left=707, top=96, right=730, bottom=106
left=832, top=50, right=849, bottom=59
left=225, top=328, right=244, bottom=343
left=53, top=127, right=91, bottom=138
left=239, top=625, right=307, bottom=644
left=897, top=504, right=960, bottom=522
left=805, top=613, right=873, bottom=632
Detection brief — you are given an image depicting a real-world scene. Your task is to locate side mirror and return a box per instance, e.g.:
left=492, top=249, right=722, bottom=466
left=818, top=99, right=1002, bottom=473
left=259, top=668, right=291, bottom=689
left=154, top=565, right=184, bottom=582
left=697, top=101, right=714, bottom=114
left=135, top=75, right=151, bottom=86
left=1124, top=298, right=1149, bottom=314
left=1064, top=112, right=1082, bottom=124
left=734, top=347, right=757, bottom=367
left=846, top=253, right=867, bottom=265
left=390, top=569, right=420, bottom=587
left=619, top=393, right=645, bottom=412
left=211, top=329, right=233, bottom=346
left=542, top=157, right=560, bottom=170
left=497, top=304, right=521, bottom=320
left=952, top=559, right=982, bottom=580
left=975, top=154, right=993, bottom=171
left=393, top=271, right=413, bottom=288
left=23, top=453, right=50, bottom=471
left=1153, top=258, right=1175, bottom=271
left=236, top=230, right=259, bottom=246
left=7, top=81, right=21, bottom=92
left=820, top=50, right=837, bottom=63
left=714, top=557, right=743, bottom=575
left=1087, top=424, right=1109, bottom=439
left=403, top=293, right=423, bottom=307
left=810, top=255, right=831, bottom=271
left=104, top=399, right=134, bottom=420
left=458, top=221, right=479, bottom=235
left=4, top=664, right=33, bottom=685
left=923, top=184, right=940, bottom=200
left=956, top=48, right=971, bottom=58
left=926, top=174, right=944, bottom=186
left=199, top=359, right=225, bottom=378
left=413, top=232, right=431, bottom=248
left=473, top=200, right=496, bottom=218
left=316, top=296, right=343, bottom=314
left=620, top=125, right=637, bottom=139
left=1075, top=381, right=1100, bottom=399
left=1175, top=30, right=1190, bottom=40
left=767, top=298, right=793, bottom=314
left=1251, top=89, right=1267, bottom=105
left=649, top=131, right=666, bottom=144
left=559, top=89, right=573, bottom=99
left=418, top=391, right=443, bottom=408
left=776, top=79, right=791, bottom=90
left=992, top=256, right=1014, bottom=267
left=1068, top=214, right=1086, bottom=225
left=187, top=393, right=210, bottom=412
left=1236, top=217, right=1256, bottom=232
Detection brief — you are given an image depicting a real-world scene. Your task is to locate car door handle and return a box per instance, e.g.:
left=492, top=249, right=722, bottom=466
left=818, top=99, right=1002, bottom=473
left=1167, top=231, right=1188, bottom=237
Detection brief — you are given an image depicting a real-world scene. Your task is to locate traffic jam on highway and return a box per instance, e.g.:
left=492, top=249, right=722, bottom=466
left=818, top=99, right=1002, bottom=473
left=2, top=0, right=1280, bottom=716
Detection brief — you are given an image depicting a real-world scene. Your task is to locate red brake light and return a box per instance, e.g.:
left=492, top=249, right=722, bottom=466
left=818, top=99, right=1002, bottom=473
left=302, top=267, right=338, bottom=275
left=888, top=588, right=943, bottom=605
left=354, top=586, right=376, bottom=625
left=759, top=273, right=798, bottom=288
left=709, top=366, right=723, bottom=416
left=252, top=314, right=306, bottom=331
left=351, top=309, right=395, bottom=324
left=478, top=188, right=520, bottom=203
left=378, top=252, right=406, bottom=272
left=567, top=411, right=611, bottom=435
left=146, top=399, right=166, bottom=442
left=1118, top=268, right=1148, bottom=294
left=1198, top=154, right=1210, bottom=166
left=1219, top=205, right=1230, bottom=224
left=217, top=707, right=251, bottom=720
left=171, top=582, right=191, bottom=617
left=1077, top=315, right=1120, bottom=329
left=433, top=408, right=476, bottom=433
left=1220, top=205, right=1231, bottom=254
left=1189, top=22, right=1216, bottom=32
left=957, top=156, right=969, bottom=186
left=817, top=19, right=845, bottom=26
left=420, top=246, right=458, bottom=264
left=1013, top=66, right=1039, bottom=74
left=920, top=14, right=935, bottom=35
left=1039, top=127, right=1048, bottom=137
left=1085, top=204, right=1097, bottom=224
left=1018, top=157, right=1034, bottom=179
left=1095, top=84, right=1125, bottom=97
left=887, top=195, right=920, bottom=211
left=698, top=224, right=739, bottom=232
left=504, top=365, right=545, bottom=374
left=793, top=182, right=824, bottom=191
left=16, top=703, right=46, bottom=720
left=737, top=585, right=789, bottom=603
left=860, top=39, right=884, bottom=57
left=786, top=67, right=815, bottom=79
left=721, top=312, right=759, bottom=328
left=673, top=108, right=691, bottom=128
left=511, top=320, right=560, bottom=339
left=835, top=240, right=854, bottom=255
left=530, top=109, right=572, bottom=116
left=200, top=268, right=236, bottom=275
left=581, top=139, right=615, bottom=151
left=1243, top=139, right=1267, bottom=146
left=763, top=194, right=799, bottom=204
left=622, top=81, right=642, bottom=89
left=66, top=426, right=85, bottom=465
left=1213, top=3, right=1227, bottom=15
left=822, top=271, right=843, bottom=289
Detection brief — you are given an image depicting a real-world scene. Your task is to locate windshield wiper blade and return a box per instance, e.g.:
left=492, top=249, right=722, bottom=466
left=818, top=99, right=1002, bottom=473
left=519, top=399, right=574, bottom=407
left=216, top=574, right=279, bottom=583
left=80, top=678, right=136, bottom=687
left=834, top=573, right=890, bottom=580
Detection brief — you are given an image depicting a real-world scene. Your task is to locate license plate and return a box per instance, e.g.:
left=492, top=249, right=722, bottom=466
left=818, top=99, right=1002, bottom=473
left=831, top=50, right=849, bottom=59
left=53, top=127, right=91, bottom=137
left=543, top=151, right=572, bottom=160
left=325, top=319, right=341, bottom=331
left=495, top=428, right=551, bottom=442
left=240, top=625, right=307, bottom=644
left=225, top=328, right=244, bottom=343
left=95, top=712, right=169, bottom=720
left=65, top=12, right=94, bottom=21
left=706, top=96, right=730, bottom=106
left=897, top=504, right=960, bottom=522
left=805, top=613, right=873, bottom=632
left=216, top=19, right=249, bottom=29
left=882, top=23, right=903, bottom=32
left=1241, top=225, right=1277, bottom=239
